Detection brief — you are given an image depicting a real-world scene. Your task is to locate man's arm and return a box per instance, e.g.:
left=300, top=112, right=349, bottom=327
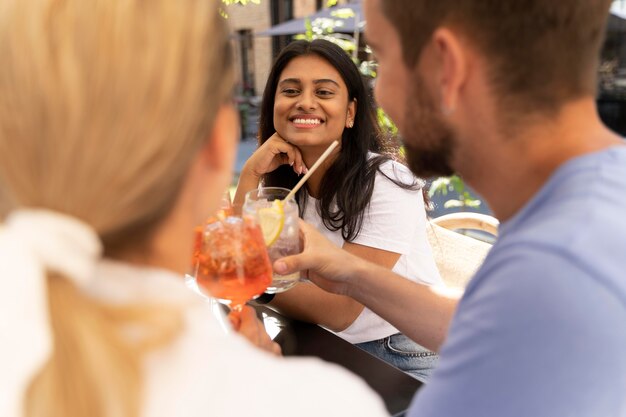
left=269, top=243, right=401, bottom=332
left=407, top=246, right=626, bottom=417
left=274, top=221, right=459, bottom=352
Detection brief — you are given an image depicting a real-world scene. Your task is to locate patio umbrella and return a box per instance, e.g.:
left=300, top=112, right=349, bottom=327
left=258, top=4, right=626, bottom=36
left=257, top=1, right=363, bottom=37
left=609, top=9, right=626, bottom=32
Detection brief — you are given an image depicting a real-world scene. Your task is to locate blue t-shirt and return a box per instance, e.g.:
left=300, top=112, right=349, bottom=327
left=409, top=146, right=626, bottom=417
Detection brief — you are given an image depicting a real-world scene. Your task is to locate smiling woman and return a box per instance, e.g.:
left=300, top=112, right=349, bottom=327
left=274, top=55, right=356, bottom=151
left=234, top=39, right=443, bottom=382
left=272, top=54, right=355, bottom=151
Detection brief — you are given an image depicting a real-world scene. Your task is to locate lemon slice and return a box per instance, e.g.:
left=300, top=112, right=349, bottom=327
left=257, top=199, right=284, bottom=246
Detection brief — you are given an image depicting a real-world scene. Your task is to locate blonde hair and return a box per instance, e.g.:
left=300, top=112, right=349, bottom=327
left=0, top=0, right=234, bottom=416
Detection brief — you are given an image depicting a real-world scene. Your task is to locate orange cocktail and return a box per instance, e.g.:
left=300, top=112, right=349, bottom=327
left=194, top=216, right=272, bottom=312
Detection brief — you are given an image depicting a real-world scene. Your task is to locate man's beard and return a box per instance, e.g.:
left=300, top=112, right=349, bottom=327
left=401, top=72, right=456, bottom=179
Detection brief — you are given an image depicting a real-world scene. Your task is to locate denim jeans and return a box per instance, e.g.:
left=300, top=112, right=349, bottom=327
left=355, top=333, right=438, bottom=383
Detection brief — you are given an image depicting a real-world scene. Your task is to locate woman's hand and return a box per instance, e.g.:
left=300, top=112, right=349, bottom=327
left=229, top=306, right=282, bottom=356
left=243, top=133, right=307, bottom=178
left=233, top=133, right=307, bottom=210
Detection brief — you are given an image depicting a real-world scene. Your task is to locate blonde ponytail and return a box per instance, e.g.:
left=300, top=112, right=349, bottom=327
left=0, top=0, right=234, bottom=416
left=26, top=273, right=183, bottom=417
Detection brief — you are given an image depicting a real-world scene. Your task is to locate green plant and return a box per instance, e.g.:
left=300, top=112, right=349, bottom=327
left=220, top=0, right=260, bottom=18
left=221, top=0, right=260, bottom=5
left=428, top=175, right=481, bottom=209
left=294, top=9, right=358, bottom=55
left=376, top=108, right=397, bottom=136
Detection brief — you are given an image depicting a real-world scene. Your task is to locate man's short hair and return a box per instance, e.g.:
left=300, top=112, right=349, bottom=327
left=381, top=0, right=612, bottom=115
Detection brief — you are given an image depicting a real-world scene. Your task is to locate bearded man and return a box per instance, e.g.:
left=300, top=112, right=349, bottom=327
left=274, top=0, right=626, bottom=415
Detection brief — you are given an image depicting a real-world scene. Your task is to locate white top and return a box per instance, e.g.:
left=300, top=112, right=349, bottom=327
left=303, top=155, right=442, bottom=344
left=85, top=260, right=389, bottom=417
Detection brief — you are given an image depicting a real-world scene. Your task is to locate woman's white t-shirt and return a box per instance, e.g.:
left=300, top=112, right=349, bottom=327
left=302, top=155, right=442, bottom=344
left=86, top=260, right=389, bottom=417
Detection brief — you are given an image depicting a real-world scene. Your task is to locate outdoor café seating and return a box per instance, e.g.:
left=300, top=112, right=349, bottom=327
left=428, top=212, right=499, bottom=290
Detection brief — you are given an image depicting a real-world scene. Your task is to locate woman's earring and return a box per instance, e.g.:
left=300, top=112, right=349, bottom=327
left=347, top=119, right=354, bottom=128
left=441, top=104, right=455, bottom=116
left=441, top=95, right=455, bottom=116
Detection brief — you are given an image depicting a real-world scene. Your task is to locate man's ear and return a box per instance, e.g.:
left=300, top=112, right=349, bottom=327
left=201, top=103, right=239, bottom=174
left=431, top=27, right=468, bottom=114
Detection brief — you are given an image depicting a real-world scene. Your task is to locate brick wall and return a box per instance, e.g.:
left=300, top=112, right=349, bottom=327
left=226, top=0, right=352, bottom=95
left=294, top=0, right=317, bottom=18
left=225, top=2, right=273, bottom=95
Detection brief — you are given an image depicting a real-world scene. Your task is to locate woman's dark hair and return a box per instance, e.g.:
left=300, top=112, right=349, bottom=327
left=258, top=39, right=420, bottom=241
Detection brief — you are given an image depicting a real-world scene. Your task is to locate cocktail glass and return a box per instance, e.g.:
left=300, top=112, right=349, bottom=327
left=193, top=215, right=272, bottom=317
left=243, top=187, right=300, bottom=294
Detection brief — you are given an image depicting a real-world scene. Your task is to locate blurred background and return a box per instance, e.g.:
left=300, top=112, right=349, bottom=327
left=226, top=0, right=626, bottom=218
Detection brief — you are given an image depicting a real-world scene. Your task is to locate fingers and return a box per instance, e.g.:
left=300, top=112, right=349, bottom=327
left=263, top=339, right=282, bottom=356
left=292, top=148, right=307, bottom=176
left=235, top=306, right=262, bottom=336
left=235, top=306, right=283, bottom=356
left=273, top=220, right=356, bottom=295
left=273, top=220, right=317, bottom=275
left=266, top=133, right=307, bottom=175
left=273, top=256, right=303, bottom=277
left=228, top=312, right=242, bottom=331
left=277, top=147, right=297, bottom=168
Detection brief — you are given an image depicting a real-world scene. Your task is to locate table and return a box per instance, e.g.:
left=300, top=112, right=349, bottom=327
left=257, top=306, right=422, bottom=416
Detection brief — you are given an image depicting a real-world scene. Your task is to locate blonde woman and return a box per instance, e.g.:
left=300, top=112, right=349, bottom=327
left=0, top=1, right=388, bottom=417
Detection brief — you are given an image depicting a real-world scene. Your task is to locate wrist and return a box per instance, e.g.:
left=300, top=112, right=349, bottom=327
left=241, top=161, right=263, bottom=180
left=345, top=255, right=374, bottom=300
